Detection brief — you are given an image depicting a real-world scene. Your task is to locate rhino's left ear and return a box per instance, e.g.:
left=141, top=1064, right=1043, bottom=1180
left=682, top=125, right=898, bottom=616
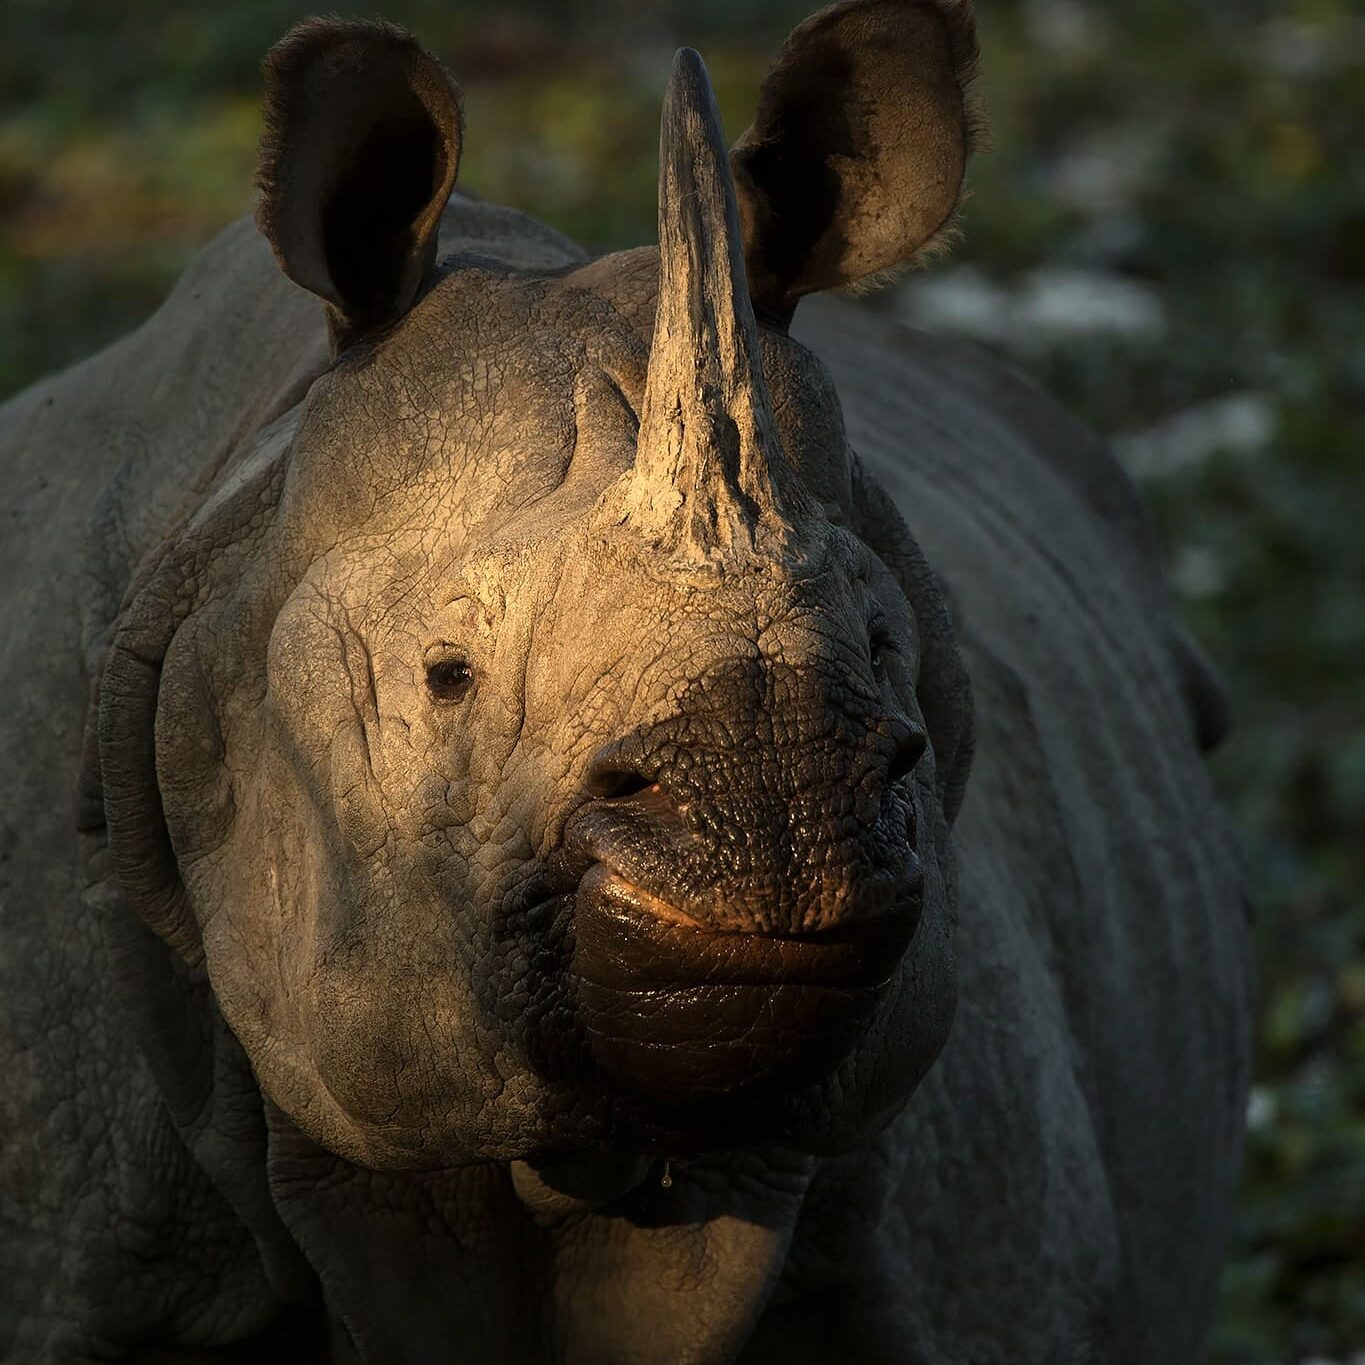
left=256, top=19, right=462, bottom=347
left=732, top=0, right=982, bottom=324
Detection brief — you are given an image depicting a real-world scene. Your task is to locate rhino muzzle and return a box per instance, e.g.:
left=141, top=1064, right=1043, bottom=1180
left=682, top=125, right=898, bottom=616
left=558, top=719, right=924, bottom=1106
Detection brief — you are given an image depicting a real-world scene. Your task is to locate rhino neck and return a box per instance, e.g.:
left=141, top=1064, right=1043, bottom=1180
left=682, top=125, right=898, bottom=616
left=526, top=1149, right=813, bottom=1365
left=435, top=190, right=590, bottom=275
left=263, top=1107, right=812, bottom=1365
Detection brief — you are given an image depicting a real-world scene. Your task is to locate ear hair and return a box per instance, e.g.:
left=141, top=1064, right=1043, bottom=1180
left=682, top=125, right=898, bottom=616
left=255, top=18, right=463, bottom=349
left=733, top=0, right=986, bottom=325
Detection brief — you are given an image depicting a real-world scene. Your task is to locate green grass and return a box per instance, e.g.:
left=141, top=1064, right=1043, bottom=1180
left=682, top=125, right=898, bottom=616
left=4, top=1, right=1362, bottom=1357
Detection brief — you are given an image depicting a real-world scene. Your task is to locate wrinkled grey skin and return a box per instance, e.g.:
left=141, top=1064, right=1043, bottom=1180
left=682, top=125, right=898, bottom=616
left=0, top=4, right=1251, bottom=1363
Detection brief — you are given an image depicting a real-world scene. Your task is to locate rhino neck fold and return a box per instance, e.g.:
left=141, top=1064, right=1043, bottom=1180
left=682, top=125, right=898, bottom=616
left=616, top=47, right=813, bottom=572
left=264, top=1104, right=812, bottom=1364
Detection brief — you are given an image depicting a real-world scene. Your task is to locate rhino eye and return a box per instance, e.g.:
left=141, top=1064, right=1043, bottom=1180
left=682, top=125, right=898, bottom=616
left=425, top=654, right=474, bottom=703
left=869, top=619, right=894, bottom=675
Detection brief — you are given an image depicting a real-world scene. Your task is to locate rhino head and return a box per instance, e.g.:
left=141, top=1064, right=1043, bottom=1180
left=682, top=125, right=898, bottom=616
left=97, top=1, right=980, bottom=1176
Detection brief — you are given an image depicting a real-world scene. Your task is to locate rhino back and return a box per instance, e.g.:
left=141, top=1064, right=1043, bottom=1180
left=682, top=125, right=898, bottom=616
left=789, top=298, right=1253, bottom=1363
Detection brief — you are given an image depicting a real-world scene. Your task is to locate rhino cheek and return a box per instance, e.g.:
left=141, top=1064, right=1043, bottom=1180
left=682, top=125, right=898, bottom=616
left=202, top=837, right=521, bottom=1169
left=862, top=835, right=957, bottom=1124
left=298, top=932, right=486, bottom=1168
left=176, top=707, right=464, bottom=1168
left=276, top=836, right=512, bottom=1164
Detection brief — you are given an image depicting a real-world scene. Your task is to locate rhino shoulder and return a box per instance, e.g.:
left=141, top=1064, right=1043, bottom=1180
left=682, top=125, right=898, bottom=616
left=795, top=296, right=1229, bottom=754
left=792, top=297, right=1250, bottom=1360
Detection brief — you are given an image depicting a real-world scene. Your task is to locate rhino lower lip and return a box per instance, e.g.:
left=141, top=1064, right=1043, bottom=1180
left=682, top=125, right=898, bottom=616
left=568, top=863, right=916, bottom=1106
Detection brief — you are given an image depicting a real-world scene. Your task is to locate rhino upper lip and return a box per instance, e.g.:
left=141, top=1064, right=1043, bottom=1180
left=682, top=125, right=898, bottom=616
left=549, top=782, right=924, bottom=994
left=584, top=864, right=706, bottom=929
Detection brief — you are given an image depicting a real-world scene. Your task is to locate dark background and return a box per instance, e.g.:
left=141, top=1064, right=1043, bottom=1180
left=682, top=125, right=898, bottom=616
left=3, top=0, right=1362, bottom=1358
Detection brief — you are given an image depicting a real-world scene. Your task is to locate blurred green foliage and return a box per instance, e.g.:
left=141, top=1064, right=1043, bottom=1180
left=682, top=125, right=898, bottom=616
left=3, top=0, right=1362, bottom=1359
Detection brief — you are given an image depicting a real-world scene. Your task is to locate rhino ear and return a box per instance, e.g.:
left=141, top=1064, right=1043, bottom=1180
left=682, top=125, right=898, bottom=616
left=732, top=0, right=982, bottom=324
left=256, top=19, right=463, bottom=347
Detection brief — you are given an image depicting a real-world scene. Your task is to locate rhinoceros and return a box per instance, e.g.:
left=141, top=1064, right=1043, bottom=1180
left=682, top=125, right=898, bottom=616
left=0, top=2, right=1252, bottom=1361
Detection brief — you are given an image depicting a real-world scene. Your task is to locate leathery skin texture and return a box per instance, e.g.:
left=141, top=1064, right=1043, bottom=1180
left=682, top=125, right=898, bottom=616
left=0, top=3, right=1251, bottom=1362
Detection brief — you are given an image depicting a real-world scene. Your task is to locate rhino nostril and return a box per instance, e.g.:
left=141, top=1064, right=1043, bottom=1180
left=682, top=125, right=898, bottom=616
left=583, top=746, right=690, bottom=830
left=585, top=763, right=657, bottom=802
left=887, top=727, right=928, bottom=788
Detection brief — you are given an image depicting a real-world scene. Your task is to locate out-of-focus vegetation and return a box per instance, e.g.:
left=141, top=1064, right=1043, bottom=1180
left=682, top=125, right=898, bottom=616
left=3, top=0, right=1362, bottom=1358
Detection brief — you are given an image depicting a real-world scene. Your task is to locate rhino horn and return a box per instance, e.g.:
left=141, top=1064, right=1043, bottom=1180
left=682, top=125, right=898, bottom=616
left=618, top=48, right=809, bottom=567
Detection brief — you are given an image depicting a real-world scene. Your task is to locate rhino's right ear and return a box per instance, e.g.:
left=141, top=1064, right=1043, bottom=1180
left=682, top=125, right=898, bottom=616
left=255, top=19, right=462, bottom=347
left=732, top=0, right=982, bottom=324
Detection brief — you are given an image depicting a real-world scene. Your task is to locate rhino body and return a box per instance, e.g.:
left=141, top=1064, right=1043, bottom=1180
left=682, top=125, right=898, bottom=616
left=0, top=6, right=1250, bottom=1363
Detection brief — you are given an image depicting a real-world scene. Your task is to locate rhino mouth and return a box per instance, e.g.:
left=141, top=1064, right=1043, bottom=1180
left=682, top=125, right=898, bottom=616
left=490, top=779, right=925, bottom=1139
left=575, top=863, right=916, bottom=988
left=566, top=858, right=919, bottom=1106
